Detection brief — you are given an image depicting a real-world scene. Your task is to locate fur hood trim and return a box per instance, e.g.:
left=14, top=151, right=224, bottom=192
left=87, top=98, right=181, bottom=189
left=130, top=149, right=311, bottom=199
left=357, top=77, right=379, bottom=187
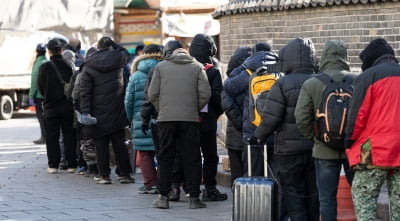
left=130, top=53, right=163, bottom=73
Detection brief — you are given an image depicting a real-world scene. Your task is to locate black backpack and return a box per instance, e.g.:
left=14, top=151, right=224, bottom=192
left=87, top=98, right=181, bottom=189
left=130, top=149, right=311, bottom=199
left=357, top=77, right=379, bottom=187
left=313, top=73, right=354, bottom=151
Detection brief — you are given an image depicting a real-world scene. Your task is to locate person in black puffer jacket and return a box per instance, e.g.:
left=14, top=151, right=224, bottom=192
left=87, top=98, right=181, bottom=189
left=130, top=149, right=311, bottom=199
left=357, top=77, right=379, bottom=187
left=79, top=37, right=133, bottom=184
left=189, top=34, right=227, bottom=201
left=254, top=38, right=320, bottom=221
left=221, top=46, right=251, bottom=186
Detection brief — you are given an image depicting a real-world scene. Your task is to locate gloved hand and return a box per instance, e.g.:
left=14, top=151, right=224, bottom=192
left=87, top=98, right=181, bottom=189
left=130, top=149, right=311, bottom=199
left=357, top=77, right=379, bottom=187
left=29, top=98, right=35, bottom=106
left=141, top=123, right=148, bottom=135
left=74, top=110, right=97, bottom=126
left=247, top=136, right=260, bottom=145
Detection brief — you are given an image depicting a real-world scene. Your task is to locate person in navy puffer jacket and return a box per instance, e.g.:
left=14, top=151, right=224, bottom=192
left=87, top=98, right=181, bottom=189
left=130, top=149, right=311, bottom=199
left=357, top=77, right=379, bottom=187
left=221, top=46, right=251, bottom=186
left=223, top=44, right=277, bottom=177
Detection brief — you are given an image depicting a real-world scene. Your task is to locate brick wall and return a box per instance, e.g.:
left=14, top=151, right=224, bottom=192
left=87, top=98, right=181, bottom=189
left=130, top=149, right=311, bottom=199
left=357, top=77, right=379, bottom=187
left=218, top=2, right=400, bottom=74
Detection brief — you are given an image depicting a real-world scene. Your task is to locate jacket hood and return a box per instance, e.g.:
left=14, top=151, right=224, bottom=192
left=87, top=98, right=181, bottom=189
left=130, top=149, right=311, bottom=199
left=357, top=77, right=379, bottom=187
left=319, top=40, right=350, bottom=72
left=85, top=48, right=128, bottom=72
left=166, top=49, right=196, bottom=64
left=189, top=34, right=217, bottom=64
left=227, top=47, right=251, bottom=76
left=242, top=50, right=279, bottom=72
left=131, top=53, right=163, bottom=73
left=279, top=38, right=318, bottom=74
left=359, top=38, right=395, bottom=71
left=163, top=40, right=183, bottom=59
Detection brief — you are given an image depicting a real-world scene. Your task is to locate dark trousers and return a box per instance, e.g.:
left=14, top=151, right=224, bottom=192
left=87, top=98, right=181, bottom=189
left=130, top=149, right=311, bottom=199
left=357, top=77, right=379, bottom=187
left=171, top=150, right=185, bottom=186
left=153, top=122, right=186, bottom=188
left=43, top=102, right=77, bottom=169
left=150, top=122, right=159, bottom=152
left=34, top=98, right=45, bottom=138
left=94, top=129, right=132, bottom=177
left=280, top=153, right=320, bottom=221
left=315, top=159, right=354, bottom=221
left=157, top=122, right=202, bottom=197
left=228, top=148, right=243, bottom=186
left=200, top=130, right=219, bottom=189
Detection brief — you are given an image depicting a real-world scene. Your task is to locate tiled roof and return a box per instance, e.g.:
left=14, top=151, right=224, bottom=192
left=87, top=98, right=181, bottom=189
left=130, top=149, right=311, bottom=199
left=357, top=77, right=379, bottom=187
left=212, top=0, right=399, bottom=18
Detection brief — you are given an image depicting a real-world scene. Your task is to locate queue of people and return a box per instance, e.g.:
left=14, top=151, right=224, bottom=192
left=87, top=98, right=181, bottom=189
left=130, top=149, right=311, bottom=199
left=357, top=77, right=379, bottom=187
left=30, top=35, right=400, bottom=219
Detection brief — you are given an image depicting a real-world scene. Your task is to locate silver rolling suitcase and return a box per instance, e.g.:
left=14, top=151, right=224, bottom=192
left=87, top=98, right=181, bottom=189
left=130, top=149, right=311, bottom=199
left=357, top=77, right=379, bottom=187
left=232, top=144, right=278, bottom=221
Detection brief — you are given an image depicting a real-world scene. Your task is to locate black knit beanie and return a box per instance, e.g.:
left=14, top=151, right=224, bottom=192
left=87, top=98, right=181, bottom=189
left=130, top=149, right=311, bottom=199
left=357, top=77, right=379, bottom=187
left=251, top=42, right=272, bottom=55
left=359, top=38, right=394, bottom=71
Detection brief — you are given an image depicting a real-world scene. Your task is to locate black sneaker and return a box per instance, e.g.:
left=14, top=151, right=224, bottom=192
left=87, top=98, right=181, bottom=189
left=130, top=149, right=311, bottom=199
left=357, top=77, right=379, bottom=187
left=59, top=161, right=68, bottom=170
left=153, top=195, right=169, bottom=209
left=119, top=176, right=135, bottom=184
left=189, top=197, right=207, bottom=209
left=202, top=188, right=228, bottom=201
left=168, top=185, right=180, bottom=201
left=86, top=164, right=98, bottom=177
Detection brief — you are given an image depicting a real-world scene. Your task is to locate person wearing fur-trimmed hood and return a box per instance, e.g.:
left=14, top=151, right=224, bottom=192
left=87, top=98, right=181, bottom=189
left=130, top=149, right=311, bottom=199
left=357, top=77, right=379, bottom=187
left=125, top=44, right=163, bottom=193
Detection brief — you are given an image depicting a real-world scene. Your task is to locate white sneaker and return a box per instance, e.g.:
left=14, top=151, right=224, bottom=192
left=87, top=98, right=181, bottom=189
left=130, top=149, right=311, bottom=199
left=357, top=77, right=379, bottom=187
left=67, top=168, right=77, bottom=173
left=93, top=174, right=102, bottom=181
left=47, top=168, right=58, bottom=174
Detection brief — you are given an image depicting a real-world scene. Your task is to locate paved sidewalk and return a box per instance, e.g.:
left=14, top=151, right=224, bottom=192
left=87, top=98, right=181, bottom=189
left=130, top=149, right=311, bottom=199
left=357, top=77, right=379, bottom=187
left=0, top=113, right=232, bottom=221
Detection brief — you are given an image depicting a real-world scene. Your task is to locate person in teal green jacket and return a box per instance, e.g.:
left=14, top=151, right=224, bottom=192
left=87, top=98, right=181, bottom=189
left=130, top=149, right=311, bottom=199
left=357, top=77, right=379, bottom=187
left=124, top=44, right=162, bottom=194
left=29, top=43, right=48, bottom=144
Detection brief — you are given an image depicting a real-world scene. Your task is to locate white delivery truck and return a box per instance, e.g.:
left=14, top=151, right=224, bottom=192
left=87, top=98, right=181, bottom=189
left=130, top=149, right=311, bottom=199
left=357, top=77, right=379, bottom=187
left=0, top=30, right=68, bottom=119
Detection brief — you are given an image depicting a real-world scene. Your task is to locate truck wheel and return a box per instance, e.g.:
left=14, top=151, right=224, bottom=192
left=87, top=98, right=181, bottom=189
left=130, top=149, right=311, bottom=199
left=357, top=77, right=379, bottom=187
left=0, top=95, right=13, bottom=120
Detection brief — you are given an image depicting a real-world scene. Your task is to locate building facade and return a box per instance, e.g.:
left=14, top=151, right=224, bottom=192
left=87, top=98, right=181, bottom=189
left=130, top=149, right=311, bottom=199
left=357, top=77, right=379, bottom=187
left=213, top=0, right=400, bottom=73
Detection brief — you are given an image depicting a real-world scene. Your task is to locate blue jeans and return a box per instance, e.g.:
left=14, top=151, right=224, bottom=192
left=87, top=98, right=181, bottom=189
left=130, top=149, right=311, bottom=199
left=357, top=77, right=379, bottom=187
left=314, top=159, right=354, bottom=221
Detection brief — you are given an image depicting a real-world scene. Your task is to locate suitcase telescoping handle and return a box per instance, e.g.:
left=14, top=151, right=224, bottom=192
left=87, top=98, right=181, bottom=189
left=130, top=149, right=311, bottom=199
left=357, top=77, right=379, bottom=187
left=247, top=144, right=268, bottom=177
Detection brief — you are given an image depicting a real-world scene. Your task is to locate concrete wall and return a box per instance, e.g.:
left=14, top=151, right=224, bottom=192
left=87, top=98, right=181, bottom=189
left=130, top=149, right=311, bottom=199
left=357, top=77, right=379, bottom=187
left=217, top=2, right=400, bottom=73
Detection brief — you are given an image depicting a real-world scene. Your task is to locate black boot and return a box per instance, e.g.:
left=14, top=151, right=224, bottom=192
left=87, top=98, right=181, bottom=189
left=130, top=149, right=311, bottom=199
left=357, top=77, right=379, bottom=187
left=33, top=136, right=45, bottom=144
left=202, top=187, right=228, bottom=201
left=84, top=164, right=98, bottom=177
left=189, top=197, right=207, bottom=209
left=168, top=183, right=181, bottom=201
left=59, top=160, right=68, bottom=170
left=153, top=195, right=169, bottom=209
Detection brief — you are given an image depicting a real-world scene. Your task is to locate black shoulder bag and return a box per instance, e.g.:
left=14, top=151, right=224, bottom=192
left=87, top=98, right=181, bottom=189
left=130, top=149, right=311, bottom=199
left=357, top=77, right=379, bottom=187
left=50, top=61, right=71, bottom=100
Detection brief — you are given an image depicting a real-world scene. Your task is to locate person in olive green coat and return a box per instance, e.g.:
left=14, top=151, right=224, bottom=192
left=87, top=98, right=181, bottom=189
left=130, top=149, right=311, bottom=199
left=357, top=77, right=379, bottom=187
left=29, top=43, right=48, bottom=144
left=294, top=40, right=356, bottom=221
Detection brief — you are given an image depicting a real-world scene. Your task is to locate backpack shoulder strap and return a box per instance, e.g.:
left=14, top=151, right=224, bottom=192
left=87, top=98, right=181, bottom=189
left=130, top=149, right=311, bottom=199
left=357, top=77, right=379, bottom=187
left=343, top=75, right=355, bottom=84
left=50, top=61, right=66, bottom=84
left=245, top=68, right=252, bottom=76
left=315, top=72, right=332, bottom=85
left=254, top=66, right=268, bottom=76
